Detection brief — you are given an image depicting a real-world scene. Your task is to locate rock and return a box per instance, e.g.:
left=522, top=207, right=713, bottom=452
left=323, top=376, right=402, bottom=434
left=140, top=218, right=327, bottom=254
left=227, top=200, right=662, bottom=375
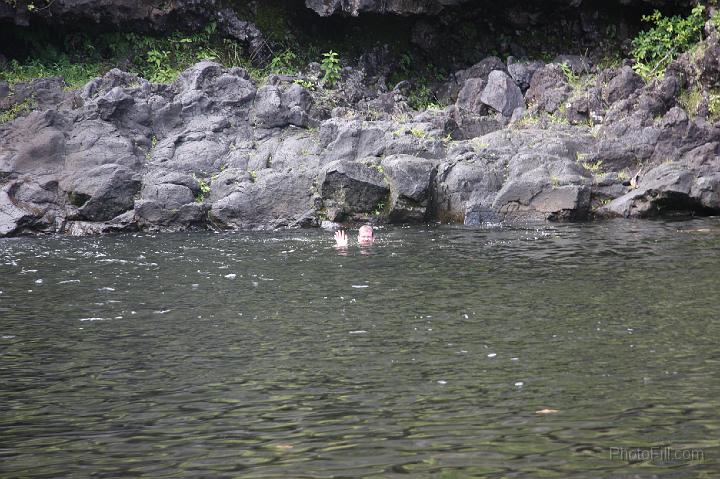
left=493, top=182, right=591, bottom=221
left=457, top=57, right=507, bottom=84
left=381, top=155, right=438, bottom=222
left=598, top=164, right=708, bottom=218
left=456, top=78, right=487, bottom=114
left=210, top=169, right=315, bottom=229
left=433, top=153, right=506, bottom=224
left=507, top=59, right=544, bottom=92
left=480, top=70, right=524, bottom=117
left=552, top=54, right=592, bottom=75
left=525, top=64, right=572, bottom=113
left=602, top=66, right=644, bottom=104
left=304, top=0, right=463, bottom=16
left=696, top=33, right=720, bottom=88
left=62, top=164, right=141, bottom=221
left=318, top=160, right=389, bottom=221
left=253, top=81, right=313, bottom=128
left=0, top=188, right=33, bottom=236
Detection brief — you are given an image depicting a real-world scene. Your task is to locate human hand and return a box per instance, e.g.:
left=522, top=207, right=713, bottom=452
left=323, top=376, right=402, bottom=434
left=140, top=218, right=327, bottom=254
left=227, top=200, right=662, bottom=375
left=334, top=229, right=349, bottom=248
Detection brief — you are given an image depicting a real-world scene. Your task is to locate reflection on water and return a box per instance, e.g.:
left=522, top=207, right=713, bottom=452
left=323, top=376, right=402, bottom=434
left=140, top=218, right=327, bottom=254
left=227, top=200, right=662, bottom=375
left=1, top=219, right=719, bottom=478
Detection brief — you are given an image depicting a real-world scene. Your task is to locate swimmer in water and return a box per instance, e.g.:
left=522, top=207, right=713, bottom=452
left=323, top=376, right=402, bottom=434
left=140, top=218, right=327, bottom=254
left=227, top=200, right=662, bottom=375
left=334, top=225, right=374, bottom=248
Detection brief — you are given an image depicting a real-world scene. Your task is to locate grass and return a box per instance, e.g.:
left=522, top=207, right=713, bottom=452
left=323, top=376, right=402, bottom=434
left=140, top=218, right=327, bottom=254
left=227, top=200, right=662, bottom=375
left=582, top=160, right=604, bottom=174
left=409, top=128, right=427, bottom=139
left=0, top=96, right=36, bottom=123
left=678, top=87, right=703, bottom=116
left=709, top=91, right=720, bottom=123
left=470, top=138, right=489, bottom=151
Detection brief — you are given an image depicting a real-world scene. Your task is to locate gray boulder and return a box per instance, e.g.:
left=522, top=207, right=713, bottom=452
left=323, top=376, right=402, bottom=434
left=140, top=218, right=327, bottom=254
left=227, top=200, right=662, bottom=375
left=525, top=64, right=572, bottom=113
left=603, top=66, right=645, bottom=104
left=210, top=169, right=315, bottom=229
left=381, top=155, right=438, bottom=222
left=480, top=70, right=524, bottom=117
left=456, top=78, right=487, bottom=114
left=318, top=160, right=390, bottom=221
left=493, top=182, right=591, bottom=221
left=253, top=80, right=313, bottom=128
left=598, top=164, right=718, bottom=218
left=508, top=59, right=545, bottom=92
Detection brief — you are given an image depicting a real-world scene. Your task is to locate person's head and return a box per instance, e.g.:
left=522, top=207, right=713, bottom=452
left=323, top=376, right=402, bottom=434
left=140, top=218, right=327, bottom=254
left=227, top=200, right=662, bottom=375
left=357, top=225, right=374, bottom=245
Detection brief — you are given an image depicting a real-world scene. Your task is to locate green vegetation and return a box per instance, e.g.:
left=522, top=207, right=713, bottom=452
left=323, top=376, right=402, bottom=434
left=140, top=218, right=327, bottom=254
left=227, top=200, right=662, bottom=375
left=409, top=127, right=427, bottom=139
left=678, top=86, right=703, bottom=116
left=709, top=91, right=720, bottom=123
left=192, top=174, right=211, bottom=203
left=0, top=96, right=36, bottom=123
left=631, top=5, right=706, bottom=79
left=372, top=200, right=386, bottom=216
left=269, top=50, right=299, bottom=75
left=320, top=50, right=341, bottom=88
left=388, top=53, right=447, bottom=111
left=0, top=22, right=246, bottom=87
left=145, top=135, right=158, bottom=161
left=582, top=160, right=604, bottom=174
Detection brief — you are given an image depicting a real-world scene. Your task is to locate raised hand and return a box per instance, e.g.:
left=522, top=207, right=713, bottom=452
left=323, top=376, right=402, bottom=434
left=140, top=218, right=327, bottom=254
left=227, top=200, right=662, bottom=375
left=334, top=229, right=349, bottom=248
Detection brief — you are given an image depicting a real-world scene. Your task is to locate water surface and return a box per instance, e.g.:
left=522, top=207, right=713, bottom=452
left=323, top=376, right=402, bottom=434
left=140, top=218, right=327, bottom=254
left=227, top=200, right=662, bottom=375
left=1, top=220, right=719, bottom=478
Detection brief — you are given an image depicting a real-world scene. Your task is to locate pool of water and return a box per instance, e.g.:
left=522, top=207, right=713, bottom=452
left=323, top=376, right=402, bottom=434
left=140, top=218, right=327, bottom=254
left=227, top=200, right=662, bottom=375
left=1, top=219, right=719, bottom=478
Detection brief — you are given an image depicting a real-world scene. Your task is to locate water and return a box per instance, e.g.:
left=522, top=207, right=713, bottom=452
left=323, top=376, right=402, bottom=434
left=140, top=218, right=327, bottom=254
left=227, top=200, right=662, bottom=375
left=1, top=219, right=719, bottom=478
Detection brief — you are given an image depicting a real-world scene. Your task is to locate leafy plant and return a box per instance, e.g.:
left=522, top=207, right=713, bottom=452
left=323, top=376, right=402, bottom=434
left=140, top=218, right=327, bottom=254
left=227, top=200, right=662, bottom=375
left=631, top=5, right=706, bottom=79
left=293, top=78, right=315, bottom=90
left=269, top=50, right=298, bottom=75
left=192, top=174, right=211, bottom=203
left=320, top=50, right=341, bottom=88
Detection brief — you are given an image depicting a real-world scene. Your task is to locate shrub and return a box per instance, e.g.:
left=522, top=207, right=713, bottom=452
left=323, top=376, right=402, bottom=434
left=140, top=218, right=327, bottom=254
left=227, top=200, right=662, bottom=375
left=631, top=5, right=706, bottom=79
left=320, top=50, right=341, bottom=88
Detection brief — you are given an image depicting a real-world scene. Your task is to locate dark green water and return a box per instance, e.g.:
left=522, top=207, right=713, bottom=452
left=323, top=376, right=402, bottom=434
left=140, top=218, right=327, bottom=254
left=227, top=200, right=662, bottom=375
left=1, top=219, right=719, bottom=478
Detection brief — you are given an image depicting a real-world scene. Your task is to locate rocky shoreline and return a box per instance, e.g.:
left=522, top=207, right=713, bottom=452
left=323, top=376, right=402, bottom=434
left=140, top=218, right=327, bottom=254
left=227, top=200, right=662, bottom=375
left=1, top=16, right=719, bottom=237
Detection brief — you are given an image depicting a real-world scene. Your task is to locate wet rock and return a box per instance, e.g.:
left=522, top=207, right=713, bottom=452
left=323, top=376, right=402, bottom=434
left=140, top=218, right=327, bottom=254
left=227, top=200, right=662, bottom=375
left=62, top=165, right=141, bottom=221
left=480, top=70, right=524, bottom=117
left=493, top=182, right=591, bottom=221
left=318, top=160, right=389, bottom=221
left=433, top=153, right=506, bottom=224
left=210, top=170, right=314, bottom=229
left=381, top=155, right=438, bottom=222
left=599, top=163, right=720, bottom=218
left=0, top=188, right=32, bottom=236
